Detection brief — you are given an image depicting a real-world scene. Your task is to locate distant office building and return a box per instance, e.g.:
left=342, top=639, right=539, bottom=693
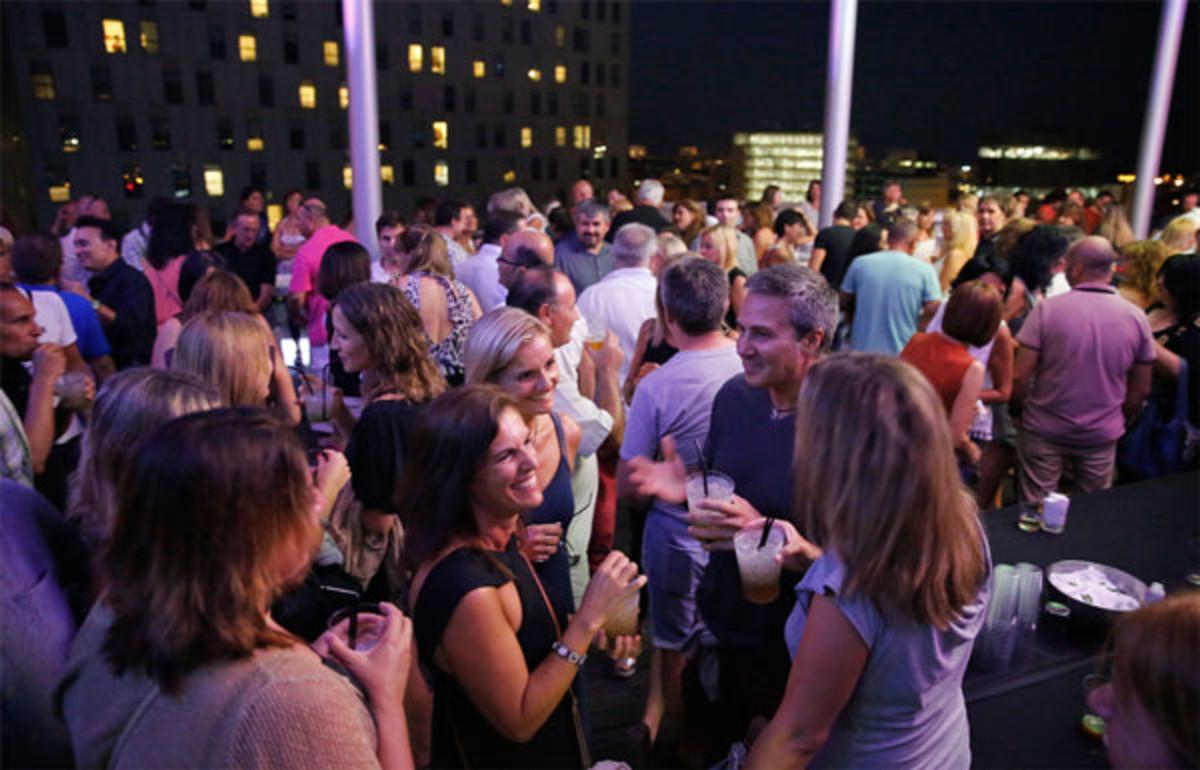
left=854, top=150, right=952, bottom=208
left=975, top=140, right=1106, bottom=191
left=2, top=0, right=630, bottom=231
left=730, top=131, right=859, bottom=203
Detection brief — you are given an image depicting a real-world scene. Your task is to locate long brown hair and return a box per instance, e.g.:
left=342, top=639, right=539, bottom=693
left=335, top=282, right=446, bottom=402
left=400, top=385, right=519, bottom=569
left=1103, top=592, right=1200, bottom=768
left=180, top=270, right=257, bottom=322
left=102, top=409, right=318, bottom=693
left=793, top=353, right=986, bottom=629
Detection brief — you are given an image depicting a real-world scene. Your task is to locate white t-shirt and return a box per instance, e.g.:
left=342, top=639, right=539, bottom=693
left=577, top=266, right=657, bottom=382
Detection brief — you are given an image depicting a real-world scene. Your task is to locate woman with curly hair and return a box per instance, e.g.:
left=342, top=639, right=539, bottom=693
left=1117, top=240, right=1171, bottom=310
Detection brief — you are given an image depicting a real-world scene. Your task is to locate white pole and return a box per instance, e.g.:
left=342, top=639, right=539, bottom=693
left=818, top=0, right=858, bottom=228
left=343, top=0, right=382, bottom=255
left=1131, top=0, right=1188, bottom=239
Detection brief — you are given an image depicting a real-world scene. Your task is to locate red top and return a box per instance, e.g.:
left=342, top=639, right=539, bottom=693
left=900, top=332, right=975, bottom=414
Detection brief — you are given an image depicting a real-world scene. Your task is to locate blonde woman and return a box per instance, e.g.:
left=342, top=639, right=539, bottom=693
left=746, top=354, right=989, bottom=769
left=464, top=308, right=582, bottom=614
left=1117, top=240, right=1171, bottom=310
left=699, top=224, right=747, bottom=327
left=391, top=225, right=482, bottom=385
left=171, top=311, right=299, bottom=424
left=940, top=209, right=979, bottom=291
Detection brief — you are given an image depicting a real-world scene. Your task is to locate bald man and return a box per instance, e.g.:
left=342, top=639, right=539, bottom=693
left=1012, top=236, right=1155, bottom=502
left=497, top=229, right=554, bottom=293
left=288, top=198, right=356, bottom=367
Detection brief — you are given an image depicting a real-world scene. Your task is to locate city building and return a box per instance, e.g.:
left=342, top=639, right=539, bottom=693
left=853, top=149, right=952, bottom=208
left=730, top=131, right=859, bottom=204
left=974, top=138, right=1106, bottom=192
left=2, top=0, right=630, bottom=232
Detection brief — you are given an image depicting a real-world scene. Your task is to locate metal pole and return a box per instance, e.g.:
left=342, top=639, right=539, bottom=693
left=1131, top=0, right=1187, bottom=239
left=818, top=0, right=858, bottom=228
left=343, top=0, right=382, bottom=255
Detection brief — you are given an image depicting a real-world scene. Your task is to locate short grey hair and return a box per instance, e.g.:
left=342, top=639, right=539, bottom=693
left=574, top=199, right=610, bottom=222
left=660, top=257, right=728, bottom=336
left=487, top=187, right=537, bottom=218
left=612, top=223, right=657, bottom=267
left=745, top=265, right=839, bottom=351
left=636, top=179, right=665, bottom=206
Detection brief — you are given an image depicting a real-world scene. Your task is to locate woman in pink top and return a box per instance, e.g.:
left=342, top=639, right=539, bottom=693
left=142, top=203, right=195, bottom=325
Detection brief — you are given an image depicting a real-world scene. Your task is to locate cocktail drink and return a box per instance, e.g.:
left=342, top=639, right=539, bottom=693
left=734, top=525, right=785, bottom=605
left=304, top=389, right=333, bottom=423
left=326, top=603, right=385, bottom=651
left=685, top=470, right=735, bottom=543
left=54, top=371, right=91, bottom=411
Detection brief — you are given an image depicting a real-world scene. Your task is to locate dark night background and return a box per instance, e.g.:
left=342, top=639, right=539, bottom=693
left=629, top=1, right=1199, bottom=173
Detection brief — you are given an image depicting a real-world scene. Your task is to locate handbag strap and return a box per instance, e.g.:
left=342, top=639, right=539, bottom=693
left=518, top=551, right=593, bottom=769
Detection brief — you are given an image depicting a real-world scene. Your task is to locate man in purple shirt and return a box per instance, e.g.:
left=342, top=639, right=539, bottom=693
left=1012, top=236, right=1155, bottom=503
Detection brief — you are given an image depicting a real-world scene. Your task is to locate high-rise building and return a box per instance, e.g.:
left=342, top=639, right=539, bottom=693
left=730, top=131, right=859, bottom=203
left=2, top=0, right=630, bottom=232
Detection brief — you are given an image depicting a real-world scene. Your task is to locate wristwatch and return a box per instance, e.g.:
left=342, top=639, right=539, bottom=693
left=550, top=641, right=586, bottom=667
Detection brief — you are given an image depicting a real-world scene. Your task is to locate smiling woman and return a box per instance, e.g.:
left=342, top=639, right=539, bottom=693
left=402, top=385, right=642, bottom=770
left=464, top=307, right=581, bottom=614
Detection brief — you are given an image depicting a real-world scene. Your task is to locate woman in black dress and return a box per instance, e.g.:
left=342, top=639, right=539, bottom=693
left=405, top=386, right=643, bottom=769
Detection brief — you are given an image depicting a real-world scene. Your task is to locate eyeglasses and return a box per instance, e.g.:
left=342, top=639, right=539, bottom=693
left=497, top=257, right=525, bottom=268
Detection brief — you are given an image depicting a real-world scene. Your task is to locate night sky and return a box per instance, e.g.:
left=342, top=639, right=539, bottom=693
left=630, top=1, right=1199, bottom=173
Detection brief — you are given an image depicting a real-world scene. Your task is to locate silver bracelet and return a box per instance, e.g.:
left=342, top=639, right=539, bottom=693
left=550, top=641, right=586, bottom=667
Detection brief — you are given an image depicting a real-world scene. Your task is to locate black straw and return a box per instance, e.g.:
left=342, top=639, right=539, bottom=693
left=349, top=611, right=358, bottom=650
left=758, top=517, right=775, bottom=550
left=693, top=439, right=709, bottom=495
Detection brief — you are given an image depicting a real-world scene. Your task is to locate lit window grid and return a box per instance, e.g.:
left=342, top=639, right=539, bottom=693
left=239, top=34, right=257, bottom=61
left=32, top=73, right=55, bottom=100
left=528, top=0, right=541, bottom=10
left=49, top=184, right=71, bottom=203
left=554, top=65, right=566, bottom=83
left=140, top=21, right=159, bottom=54
left=432, top=121, right=449, bottom=150
left=343, top=165, right=353, bottom=189
left=408, top=44, right=423, bottom=72
left=249, top=0, right=269, bottom=18
left=299, top=81, right=316, bottom=108
left=555, top=126, right=566, bottom=147
left=977, top=145, right=1098, bottom=161
left=339, top=86, right=349, bottom=109
left=204, top=167, right=224, bottom=197
left=434, top=161, right=449, bottom=187
left=527, top=68, right=541, bottom=82
left=247, top=136, right=264, bottom=151
left=431, top=46, right=446, bottom=74
left=520, top=127, right=532, bottom=148
left=473, top=60, right=486, bottom=78
left=102, top=19, right=127, bottom=53
left=381, top=165, right=395, bottom=185
left=324, top=41, right=339, bottom=67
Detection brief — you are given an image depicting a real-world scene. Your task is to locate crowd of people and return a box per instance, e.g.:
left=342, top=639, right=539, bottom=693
left=1, top=174, right=1198, bottom=770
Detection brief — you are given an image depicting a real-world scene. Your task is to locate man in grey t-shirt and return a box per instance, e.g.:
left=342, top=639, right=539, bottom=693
left=618, top=257, right=743, bottom=746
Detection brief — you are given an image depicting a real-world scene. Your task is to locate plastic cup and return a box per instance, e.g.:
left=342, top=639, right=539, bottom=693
left=685, top=470, right=735, bottom=542
left=326, top=603, right=385, bottom=651
left=304, top=389, right=333, bottom=422
left=604, top=590, right=640, bottom=638
left=1041, top=493, right=1070, bottom=534
left=1017, top=501, right=1042, bottom=533
left=585, top=323, right=606, bottom=351
left=733, top=525, right=785, bottom=605
left=54, top=371, right=91, bottom=411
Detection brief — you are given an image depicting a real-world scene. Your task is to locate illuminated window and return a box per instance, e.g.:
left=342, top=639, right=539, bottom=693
left=555, top=126, right=566, bottom=147
left=432, top=121, right=449, bottom=149
left=343, top=165, right=353, bottom=190
left=238, top=34, right=257, bottom=61
left=324, top=40, right=339, bottom=67
left=339, top=85, right=349, bottom=109
left=554, top=25, right=565, bottom=47
left=408, top=44, right=423, bottom=72
left=528, top=0, right=541, bottom=10
left=249, top=0, right=269, bottom=17
left=434, top=161, right=449, bottom=187
left=473, top=60, right=486, bottom=78
left=554, top=65, right=566, bottom=83
left=520, top=127, right=532, bottom=148
left=140, top=21, right=159, bottom=54
left=49, top=184, right=71, bottom=203
left=203, top=166, right=224, bottom=197
left=267, top=203, right=283, bottom=229
left=573, top=125, right=591, bottom=150
left=431, top=46, right=445, bottom=74
left=500, top=0, right=513, bottom=5
left=527, top=68, right=542, bottom=82
left=298, top=80, right=316, bottom=108
left=381, top=165, right=395, bottom=186
left=503, top=169, right=517, bottom=184
left=31, top=65, right=55, bottom=100
left=246, top=136, right=264, bottom=151
left=102, top=19, right=127, bottom=53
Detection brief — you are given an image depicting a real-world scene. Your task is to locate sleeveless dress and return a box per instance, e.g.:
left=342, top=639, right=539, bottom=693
left=398, top=272, right=474, bottom=386
left=413, top=539, right=584, bottom=769
left=525, top=414, right=576, bottom=614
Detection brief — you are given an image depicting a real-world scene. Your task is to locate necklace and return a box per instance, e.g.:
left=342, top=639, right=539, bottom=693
left=769, top=404, right=796, bottom=420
